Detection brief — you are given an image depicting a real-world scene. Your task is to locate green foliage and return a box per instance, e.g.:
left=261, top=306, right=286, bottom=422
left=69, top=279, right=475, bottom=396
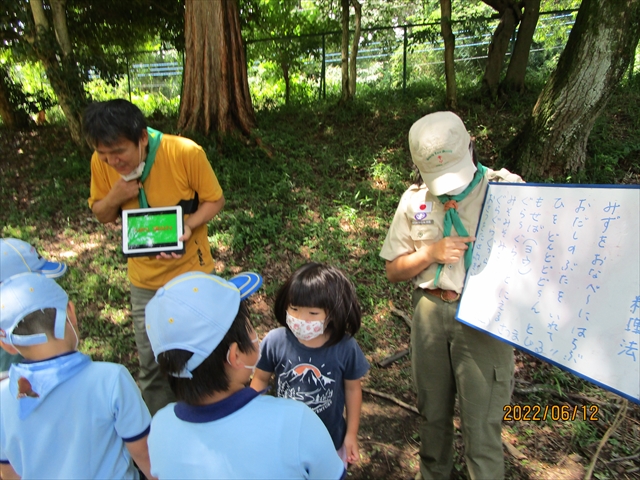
left=2, top=55, right=55, bottom=117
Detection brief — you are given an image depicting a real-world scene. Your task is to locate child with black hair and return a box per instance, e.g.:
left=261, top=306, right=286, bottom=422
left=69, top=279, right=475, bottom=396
left=251, top=263, right=370, bottom=467
left=145, top=271, right=345, bottom=480
left=0, top=273, right=153, bottom=479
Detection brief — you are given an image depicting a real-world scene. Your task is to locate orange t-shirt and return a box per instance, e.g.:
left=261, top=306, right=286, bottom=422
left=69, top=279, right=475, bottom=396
left=89, top=133, right=223, bottom=290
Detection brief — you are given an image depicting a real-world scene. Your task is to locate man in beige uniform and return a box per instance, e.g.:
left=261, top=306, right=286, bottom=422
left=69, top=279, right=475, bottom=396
left=380, top=111, right=522, bottom=480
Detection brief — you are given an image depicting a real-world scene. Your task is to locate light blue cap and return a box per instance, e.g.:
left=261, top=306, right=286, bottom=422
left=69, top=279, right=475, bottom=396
left=145, top=271, right=262, bottom=378
left=0, top=273, right=68, bottom=346
left=1, top=238, right=67, bottom=282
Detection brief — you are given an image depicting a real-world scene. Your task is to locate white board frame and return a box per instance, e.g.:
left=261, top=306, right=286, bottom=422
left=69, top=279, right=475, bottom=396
left=456, top=183, right=640, bottom=404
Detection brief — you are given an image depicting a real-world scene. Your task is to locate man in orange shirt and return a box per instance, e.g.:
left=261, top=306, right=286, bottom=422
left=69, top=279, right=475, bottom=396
left=85, top=99, right=225, bottom=415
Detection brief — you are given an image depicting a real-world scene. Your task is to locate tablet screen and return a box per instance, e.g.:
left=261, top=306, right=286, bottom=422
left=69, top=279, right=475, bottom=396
left=122, top=206, right=184, bottom=256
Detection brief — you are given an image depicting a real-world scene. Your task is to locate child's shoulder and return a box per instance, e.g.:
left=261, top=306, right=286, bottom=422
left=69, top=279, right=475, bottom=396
left=78, top=361, right=140, bottom=393
left=263, top=326, right=287, bottom=342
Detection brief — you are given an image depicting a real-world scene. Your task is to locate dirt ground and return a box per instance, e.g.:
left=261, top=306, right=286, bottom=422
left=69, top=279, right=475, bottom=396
left=347, top=350, right=640, bottom=480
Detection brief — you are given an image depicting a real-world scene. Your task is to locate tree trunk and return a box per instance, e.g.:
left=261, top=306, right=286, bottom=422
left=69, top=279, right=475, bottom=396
left=28, top=0, right=86, bottom=146
left=281, top=61, right=290, bottom=105
left=348, top=0, right=362, bottom=98
left=507, top=0, right=640, bottom=180
left=50, top=0, right=72, bottom=57
left=440, top=0, right=456, bottom=109
left=502, top=0, right=540, bottom=93
left=340, top=0, right=350, bottom=103
left=481, top=1, right=520, bottom=97
left=0, top=67, right=32, bottom=129
left=179, top=0, right=255, bottom=136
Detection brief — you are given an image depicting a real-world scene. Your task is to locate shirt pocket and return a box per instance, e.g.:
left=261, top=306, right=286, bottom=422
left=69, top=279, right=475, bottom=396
left=409, top=223, right=440, bottom=243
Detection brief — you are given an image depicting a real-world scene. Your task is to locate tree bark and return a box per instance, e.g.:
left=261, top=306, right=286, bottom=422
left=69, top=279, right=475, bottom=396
left=481, top=0, right=520, bottom=97
left=49, top=0, right=72, bottom=57
left=440, top=0, right=456, bottom=109
left=27, top=0, right=85, bottom=146
left=502, top=0, right=540, bottom=93
left=0, top=67, right=32, bottom=129
left=340, top=0, right=350, bottom=103
left=348, top=0, right=362, bottom=98
left=506, top=0, right=640, bottom=179
left=179, top=0, right=255, bottom=136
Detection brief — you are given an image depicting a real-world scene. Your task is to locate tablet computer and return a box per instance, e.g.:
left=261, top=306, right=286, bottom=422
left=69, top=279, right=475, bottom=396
left=122, top=206, right=185, bottom=257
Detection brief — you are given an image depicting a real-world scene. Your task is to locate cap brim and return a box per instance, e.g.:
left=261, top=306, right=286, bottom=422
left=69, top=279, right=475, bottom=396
left=420, top=150, right=476, bottom=196
left=229, top=272, right=262, bottom=299
left=37, top=261, right=67, bottom=279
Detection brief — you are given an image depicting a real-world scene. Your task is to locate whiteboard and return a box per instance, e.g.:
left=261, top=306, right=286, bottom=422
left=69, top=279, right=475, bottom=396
left=457, top=183, right=640, bottom=404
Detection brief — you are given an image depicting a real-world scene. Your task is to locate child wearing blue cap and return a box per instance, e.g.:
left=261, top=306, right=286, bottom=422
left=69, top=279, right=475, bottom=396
left=145, top=271, right=346, bottom=480
left=0, top=273, right=154, bottom=480
left=0, top=238, right=68, bottom=375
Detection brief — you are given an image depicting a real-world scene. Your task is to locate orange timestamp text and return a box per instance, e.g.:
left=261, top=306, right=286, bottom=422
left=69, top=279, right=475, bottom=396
left=503, top=404, right=599, bottom=422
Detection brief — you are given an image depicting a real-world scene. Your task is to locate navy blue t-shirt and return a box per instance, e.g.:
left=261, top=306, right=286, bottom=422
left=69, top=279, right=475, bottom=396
left=257, top=327, right=370, bottom=449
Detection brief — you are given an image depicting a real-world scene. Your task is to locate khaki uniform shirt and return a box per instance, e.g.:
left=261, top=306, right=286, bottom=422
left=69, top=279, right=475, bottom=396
left=380, top=168, right=523, bottom=293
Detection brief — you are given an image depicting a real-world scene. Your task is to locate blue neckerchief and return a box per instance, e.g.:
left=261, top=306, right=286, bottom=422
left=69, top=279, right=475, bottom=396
left=138, top=127, right=163, bottom=208
left=434, top=162, right=487, bottom=287
left=9, top=351, right=91, bottom=419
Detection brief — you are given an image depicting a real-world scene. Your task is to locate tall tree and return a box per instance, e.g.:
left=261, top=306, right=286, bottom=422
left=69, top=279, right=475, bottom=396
left=502, top=0, right=540, bottom=93
left=26, top=0, right=87, bottom=145
left=179, top=0, right=255, bottom=136
left=4, top=0, right=182, bottom=139
left=440, top=0, right=456, bottom=109
left=506, top=0, right=640, bottom=179
left=340, top=0, right=362, bottom=103
left=481, top=0, right=520, bottom=97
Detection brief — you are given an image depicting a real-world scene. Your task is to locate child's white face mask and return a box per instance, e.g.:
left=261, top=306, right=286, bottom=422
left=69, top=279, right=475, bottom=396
left=286, top=312, right=325, bottom=341
left=226, top=336, right=260, bottom=374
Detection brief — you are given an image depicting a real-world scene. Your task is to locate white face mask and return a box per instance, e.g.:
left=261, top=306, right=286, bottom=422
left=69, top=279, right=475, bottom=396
left=68, top=317, right=79, bottom=350
left=120, top=143, right=145, bottom=181
left=446, top=181, right=471, bottom=196
left=286, top=312, right=325, bottom=341
left=226, top=336, right=260, bottom=374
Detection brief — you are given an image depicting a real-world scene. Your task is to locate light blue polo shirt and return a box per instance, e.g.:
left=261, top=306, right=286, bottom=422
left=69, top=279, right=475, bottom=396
left=0, top=352, right=151, bottom=479
left=149, top=387, right=346, bottom=479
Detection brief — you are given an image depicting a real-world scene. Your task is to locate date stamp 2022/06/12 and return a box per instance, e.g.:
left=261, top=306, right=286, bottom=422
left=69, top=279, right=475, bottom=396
left=503, top=404, right=600, bottom=422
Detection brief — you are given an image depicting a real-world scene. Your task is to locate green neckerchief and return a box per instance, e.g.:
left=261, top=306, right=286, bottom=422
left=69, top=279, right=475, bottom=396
left=138, top=127, right=163, bottom=208
left=433, top=162, right=487, bottom=288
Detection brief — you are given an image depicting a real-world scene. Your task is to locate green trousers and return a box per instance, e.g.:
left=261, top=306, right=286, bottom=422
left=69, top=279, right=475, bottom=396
left=130, top=283, right=176, bottom=416
left=411, top=289, right=513, bottom=480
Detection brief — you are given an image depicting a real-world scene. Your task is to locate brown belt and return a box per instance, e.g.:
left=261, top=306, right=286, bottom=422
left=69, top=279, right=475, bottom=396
left=424, top=287, right=461, bottom=303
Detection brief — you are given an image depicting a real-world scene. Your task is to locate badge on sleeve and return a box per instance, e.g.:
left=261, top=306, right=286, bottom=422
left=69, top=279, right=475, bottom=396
left=412, top=201, right=433, bottom=225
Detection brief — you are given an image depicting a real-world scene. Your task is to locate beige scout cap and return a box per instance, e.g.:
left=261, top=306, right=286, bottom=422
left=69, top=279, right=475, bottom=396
left=408, top=111, right=476, bottom=196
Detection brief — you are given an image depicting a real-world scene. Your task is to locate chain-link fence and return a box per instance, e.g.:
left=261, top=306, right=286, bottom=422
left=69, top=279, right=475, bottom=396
left=108, top=10, right=579, bottom=106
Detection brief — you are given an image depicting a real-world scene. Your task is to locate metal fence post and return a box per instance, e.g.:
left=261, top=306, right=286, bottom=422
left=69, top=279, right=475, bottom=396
left=403, top=26, right=407, bottom=92
left=322, top=34, right=326, bottom=99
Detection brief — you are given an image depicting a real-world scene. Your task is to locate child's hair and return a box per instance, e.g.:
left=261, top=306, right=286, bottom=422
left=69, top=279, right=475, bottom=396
left=156, top=302, right=256, bottom=405
left=83, top=99, right=148, bottom=149
left=12, top=308, right=57, bottom=338
left=274, top=263, right=361, bottom=347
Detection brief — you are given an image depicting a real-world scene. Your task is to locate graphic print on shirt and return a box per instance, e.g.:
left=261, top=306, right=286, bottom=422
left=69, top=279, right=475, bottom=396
left=277, top=357, right=335, bottom=414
